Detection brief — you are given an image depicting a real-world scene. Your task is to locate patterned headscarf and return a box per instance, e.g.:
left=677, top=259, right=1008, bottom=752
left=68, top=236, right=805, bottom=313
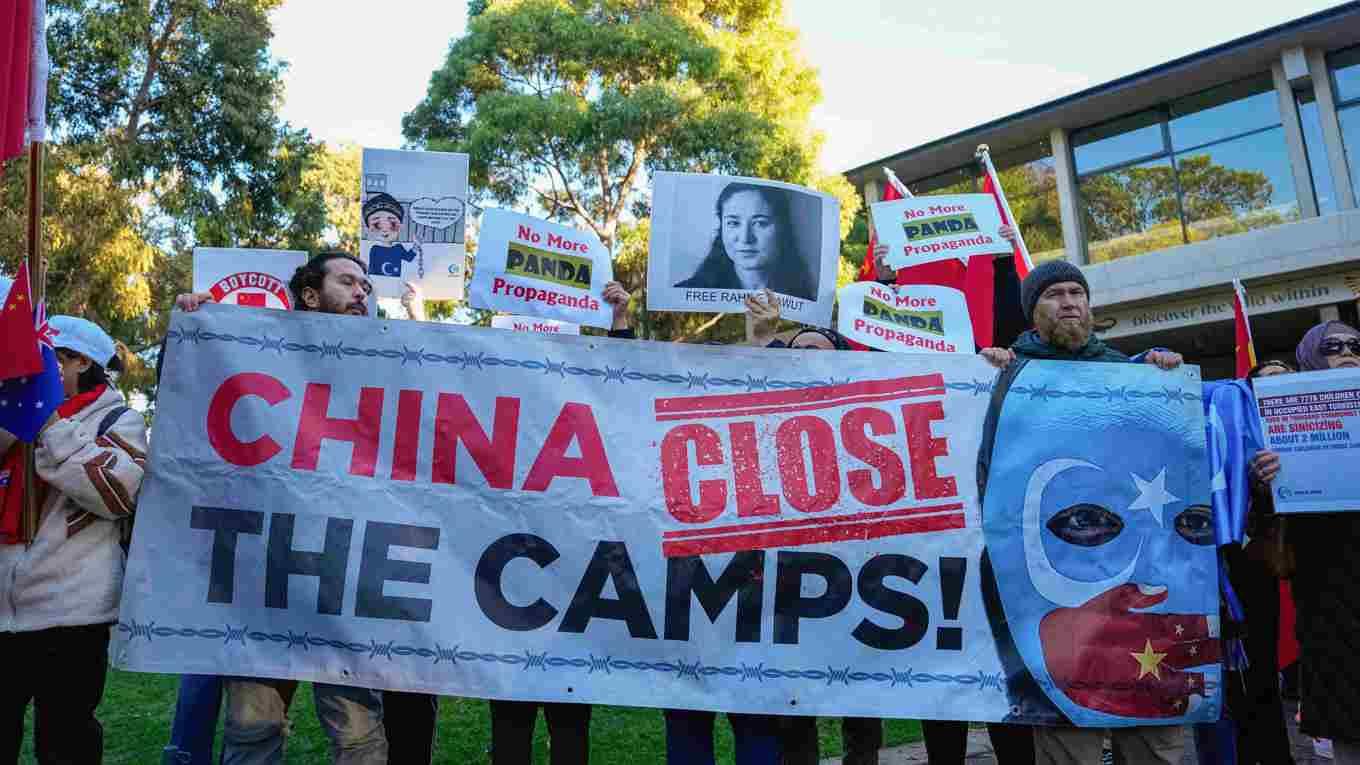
left=1296, top=320, right=1360, bottom=371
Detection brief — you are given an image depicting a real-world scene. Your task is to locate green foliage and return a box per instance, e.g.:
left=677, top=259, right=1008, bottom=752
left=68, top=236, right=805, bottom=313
left=405, top=0, right=859, bottom=341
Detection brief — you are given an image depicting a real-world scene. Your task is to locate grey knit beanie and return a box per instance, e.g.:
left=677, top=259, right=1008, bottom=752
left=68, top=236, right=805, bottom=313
left=1021, top=260, right=1090, bottom=321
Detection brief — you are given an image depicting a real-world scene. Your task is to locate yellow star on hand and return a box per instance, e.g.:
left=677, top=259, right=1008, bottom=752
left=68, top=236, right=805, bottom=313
left=1130, top=639, right=1168, bottom=680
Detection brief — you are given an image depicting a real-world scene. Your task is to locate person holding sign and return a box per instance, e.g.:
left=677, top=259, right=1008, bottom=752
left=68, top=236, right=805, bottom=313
left=1250, top=321, right=1360, bottom=764
left=0, top=317, right=147, bottom=764
left=486, top=280, right=635, bottom=765
left=674, top=182, right=816, bottom=301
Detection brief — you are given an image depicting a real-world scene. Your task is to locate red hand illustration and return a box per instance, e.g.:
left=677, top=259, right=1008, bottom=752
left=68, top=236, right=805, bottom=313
left=1039, top=583, right=1219, bottom=718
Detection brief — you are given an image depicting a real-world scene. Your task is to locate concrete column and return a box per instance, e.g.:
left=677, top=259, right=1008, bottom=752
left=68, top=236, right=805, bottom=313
left=1274, top=61, right=1320, bottom=218
left=1049, top=127, right=1087, bottom=264
left=1307, top=49, right=1357, bottom=210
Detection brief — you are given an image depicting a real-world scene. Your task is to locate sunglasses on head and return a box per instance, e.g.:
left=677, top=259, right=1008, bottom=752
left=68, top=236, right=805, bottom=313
left=1320, top=338, right=1360, bottom=356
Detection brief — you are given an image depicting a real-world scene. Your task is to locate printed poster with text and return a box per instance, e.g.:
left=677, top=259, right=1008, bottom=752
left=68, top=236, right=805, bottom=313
left=491, top=315, right=582, bottom=335
left=470, top=210, right=613, bottom=329
left=837, top=282, right=974, bottom=353
left=192, top=248, right=307, bottom=311
left=115, top=307, right=1218, bottom=726
left=1254, top=367, right=1360, bottom=513
left=360, top=148, right=469, bottom=301
left=872, top=193, right=1008, bottom=270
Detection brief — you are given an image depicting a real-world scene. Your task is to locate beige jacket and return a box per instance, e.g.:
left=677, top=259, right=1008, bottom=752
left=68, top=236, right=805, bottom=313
left=0, top=386, right=148, bottom=633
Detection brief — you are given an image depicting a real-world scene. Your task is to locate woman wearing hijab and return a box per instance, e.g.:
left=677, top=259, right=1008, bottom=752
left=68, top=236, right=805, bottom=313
left=1251, top=321, right=1360, bottom=764
left=0, top=316, right=148, bottom=763
left=675, top=183, right=817, bottom=301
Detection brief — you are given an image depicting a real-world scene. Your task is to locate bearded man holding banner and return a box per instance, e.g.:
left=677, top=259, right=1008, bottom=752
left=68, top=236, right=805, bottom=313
left=980, top=260, right=1186, bottom=765
left=173, top=253, right=422, bottom=765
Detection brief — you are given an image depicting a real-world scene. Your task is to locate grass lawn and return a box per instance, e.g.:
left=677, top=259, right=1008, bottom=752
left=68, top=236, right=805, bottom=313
left=20, top=669, right=922, bottom=763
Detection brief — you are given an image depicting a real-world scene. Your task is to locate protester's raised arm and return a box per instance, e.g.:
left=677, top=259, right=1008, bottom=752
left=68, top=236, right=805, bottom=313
left=979, top=347, right=1015, bottom=369
left=173, top=292, right=216, bottom=313
left=603, top=281, right=633, bottom=336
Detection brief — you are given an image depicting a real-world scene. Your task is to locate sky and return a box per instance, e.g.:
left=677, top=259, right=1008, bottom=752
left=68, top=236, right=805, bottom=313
left=271, top=0, right=1348, bottom=175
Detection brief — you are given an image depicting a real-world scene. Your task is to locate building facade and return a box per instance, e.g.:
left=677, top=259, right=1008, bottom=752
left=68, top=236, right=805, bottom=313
left=844, top=4, right=1360, bottom=379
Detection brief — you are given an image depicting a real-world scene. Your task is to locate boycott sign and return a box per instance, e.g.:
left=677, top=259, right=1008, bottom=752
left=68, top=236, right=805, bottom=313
left=115, top=307, right=1217, bottom=726
left=872, top=194, right=1008, bottom=270
left=192, top=248, right=308, bottom=310
left=1253, top=367, right=1360, bottom=513
left=469, top=210, right=613, bottom=329
left=837, top=282, right=974, bottom=353
left=491, top=315, right=582, bottom=335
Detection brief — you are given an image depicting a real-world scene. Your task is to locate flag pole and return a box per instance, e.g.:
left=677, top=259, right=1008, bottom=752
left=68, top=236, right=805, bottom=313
left=975, top=144, right=1034, bottom=274
left=20, top=138, right=44, bottom=544
left=21, top=0, right=49, bottom=545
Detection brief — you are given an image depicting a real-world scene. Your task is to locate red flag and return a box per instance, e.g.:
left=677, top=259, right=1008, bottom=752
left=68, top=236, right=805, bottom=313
left=0, top=262, right=43, bottom=381
left=979, top=158, right=1034, bottom=281
left=1, top=0, right=35, bottom=163
left=1232, top=279, right=1257, bottom=377
left=858, top=179, right=904, bottom=282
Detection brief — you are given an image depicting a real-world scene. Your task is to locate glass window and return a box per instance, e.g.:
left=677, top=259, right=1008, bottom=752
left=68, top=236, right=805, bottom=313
left=1296, top=87, right=1338, bottom=215
left=1336, top=105, right=1360, bottom=204
left=1331, top=45, right=1360, bottom=104
left=1075, top=73, right=1297, bottom=263
left=1072, top=110, right=1164, bottom=175
left=1177, top=126, right=1300, bottom=239
left=1081, top=157, right=1182, bottom=264
left=1169, top=75, right=1281, bottom=150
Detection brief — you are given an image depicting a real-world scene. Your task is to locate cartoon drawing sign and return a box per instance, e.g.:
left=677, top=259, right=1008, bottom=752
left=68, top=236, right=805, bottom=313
left=469, top=210, right=614, bottom=329
left=360, top=148, right=469, bottom=301
left=192, top=248, right=308, bottom=310
left=837, top=282, right=974, bottom=353
left=872, top=193, right=1009, bottom=270
left=980, top=360, right=1219, bottom=726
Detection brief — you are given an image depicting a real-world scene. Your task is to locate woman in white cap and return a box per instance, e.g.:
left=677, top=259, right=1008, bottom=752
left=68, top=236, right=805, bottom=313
left=0, top=315, right=148, bottom=763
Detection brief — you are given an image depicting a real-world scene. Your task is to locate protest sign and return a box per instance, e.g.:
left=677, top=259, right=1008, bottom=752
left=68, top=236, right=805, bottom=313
left=360, top=148, right=469, bottom=301
left=469, top=210, right=613, bottom=329
left=192, top=248, right=307, bottom=310
left=491, top=315, right=581, bottom=335
left=1253, top=367, right=1360, bottom=513
left=647, top=172, right=839, bottom=328
left=837, top=282, right=974, bottom=353
left=115, top=308, right=1217, bottom=726
left=872, top=193, right=1008, bottom=270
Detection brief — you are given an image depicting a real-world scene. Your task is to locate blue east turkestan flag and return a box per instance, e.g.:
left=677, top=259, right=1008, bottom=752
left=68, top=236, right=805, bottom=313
left=1202, top=379, right=1265, bottom=546
left=0, top=333, right=62, bottom=443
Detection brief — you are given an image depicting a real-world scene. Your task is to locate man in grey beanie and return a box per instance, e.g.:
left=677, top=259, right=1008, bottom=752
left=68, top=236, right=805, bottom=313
left=981, top=259, right=1182, bottom=370
left=979, top=259, right=1185, bottom=764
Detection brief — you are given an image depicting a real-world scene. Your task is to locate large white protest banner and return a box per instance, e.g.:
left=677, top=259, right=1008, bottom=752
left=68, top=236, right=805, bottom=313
left=647, top=172, right=839, bottom=328
left=872, top=193, right=1008, bottom=270
left=192, top=248, right=308, bottom=311
left=115, top=308, right=1218, bottom=726
left=469, top=210, right=613, bottom=329
left=837, top=282, right=974, bottom=354
left=491, top=315, right=582, bottom=335
left=1254, top=367, right=1360, bottom=513
left=360, top=148, right=469, bottom=301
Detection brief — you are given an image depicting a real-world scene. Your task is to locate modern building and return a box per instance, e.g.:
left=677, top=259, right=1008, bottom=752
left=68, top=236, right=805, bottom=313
left=844, top=3, right=1360, bottom=378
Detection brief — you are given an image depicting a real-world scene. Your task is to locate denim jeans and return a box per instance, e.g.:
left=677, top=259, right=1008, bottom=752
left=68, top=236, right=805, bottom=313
left=161, top=675, right=224, bottom=765
left=221, top=678, right=386, bottom=765
left=663, top=709, right=781, bottom=765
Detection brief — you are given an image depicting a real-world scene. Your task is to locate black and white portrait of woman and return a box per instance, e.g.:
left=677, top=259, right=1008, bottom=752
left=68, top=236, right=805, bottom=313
left=674, top=182, right=817, bottom=300
left=648, top=172, right=838, bottom=327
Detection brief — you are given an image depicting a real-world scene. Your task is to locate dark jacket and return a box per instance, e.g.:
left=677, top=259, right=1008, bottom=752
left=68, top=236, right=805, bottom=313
left=675, top=251, right=816, bottom=301
left=1010, top=329, right=1131, bottom=363
left=1291, top=511, right=1360, bottom=742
